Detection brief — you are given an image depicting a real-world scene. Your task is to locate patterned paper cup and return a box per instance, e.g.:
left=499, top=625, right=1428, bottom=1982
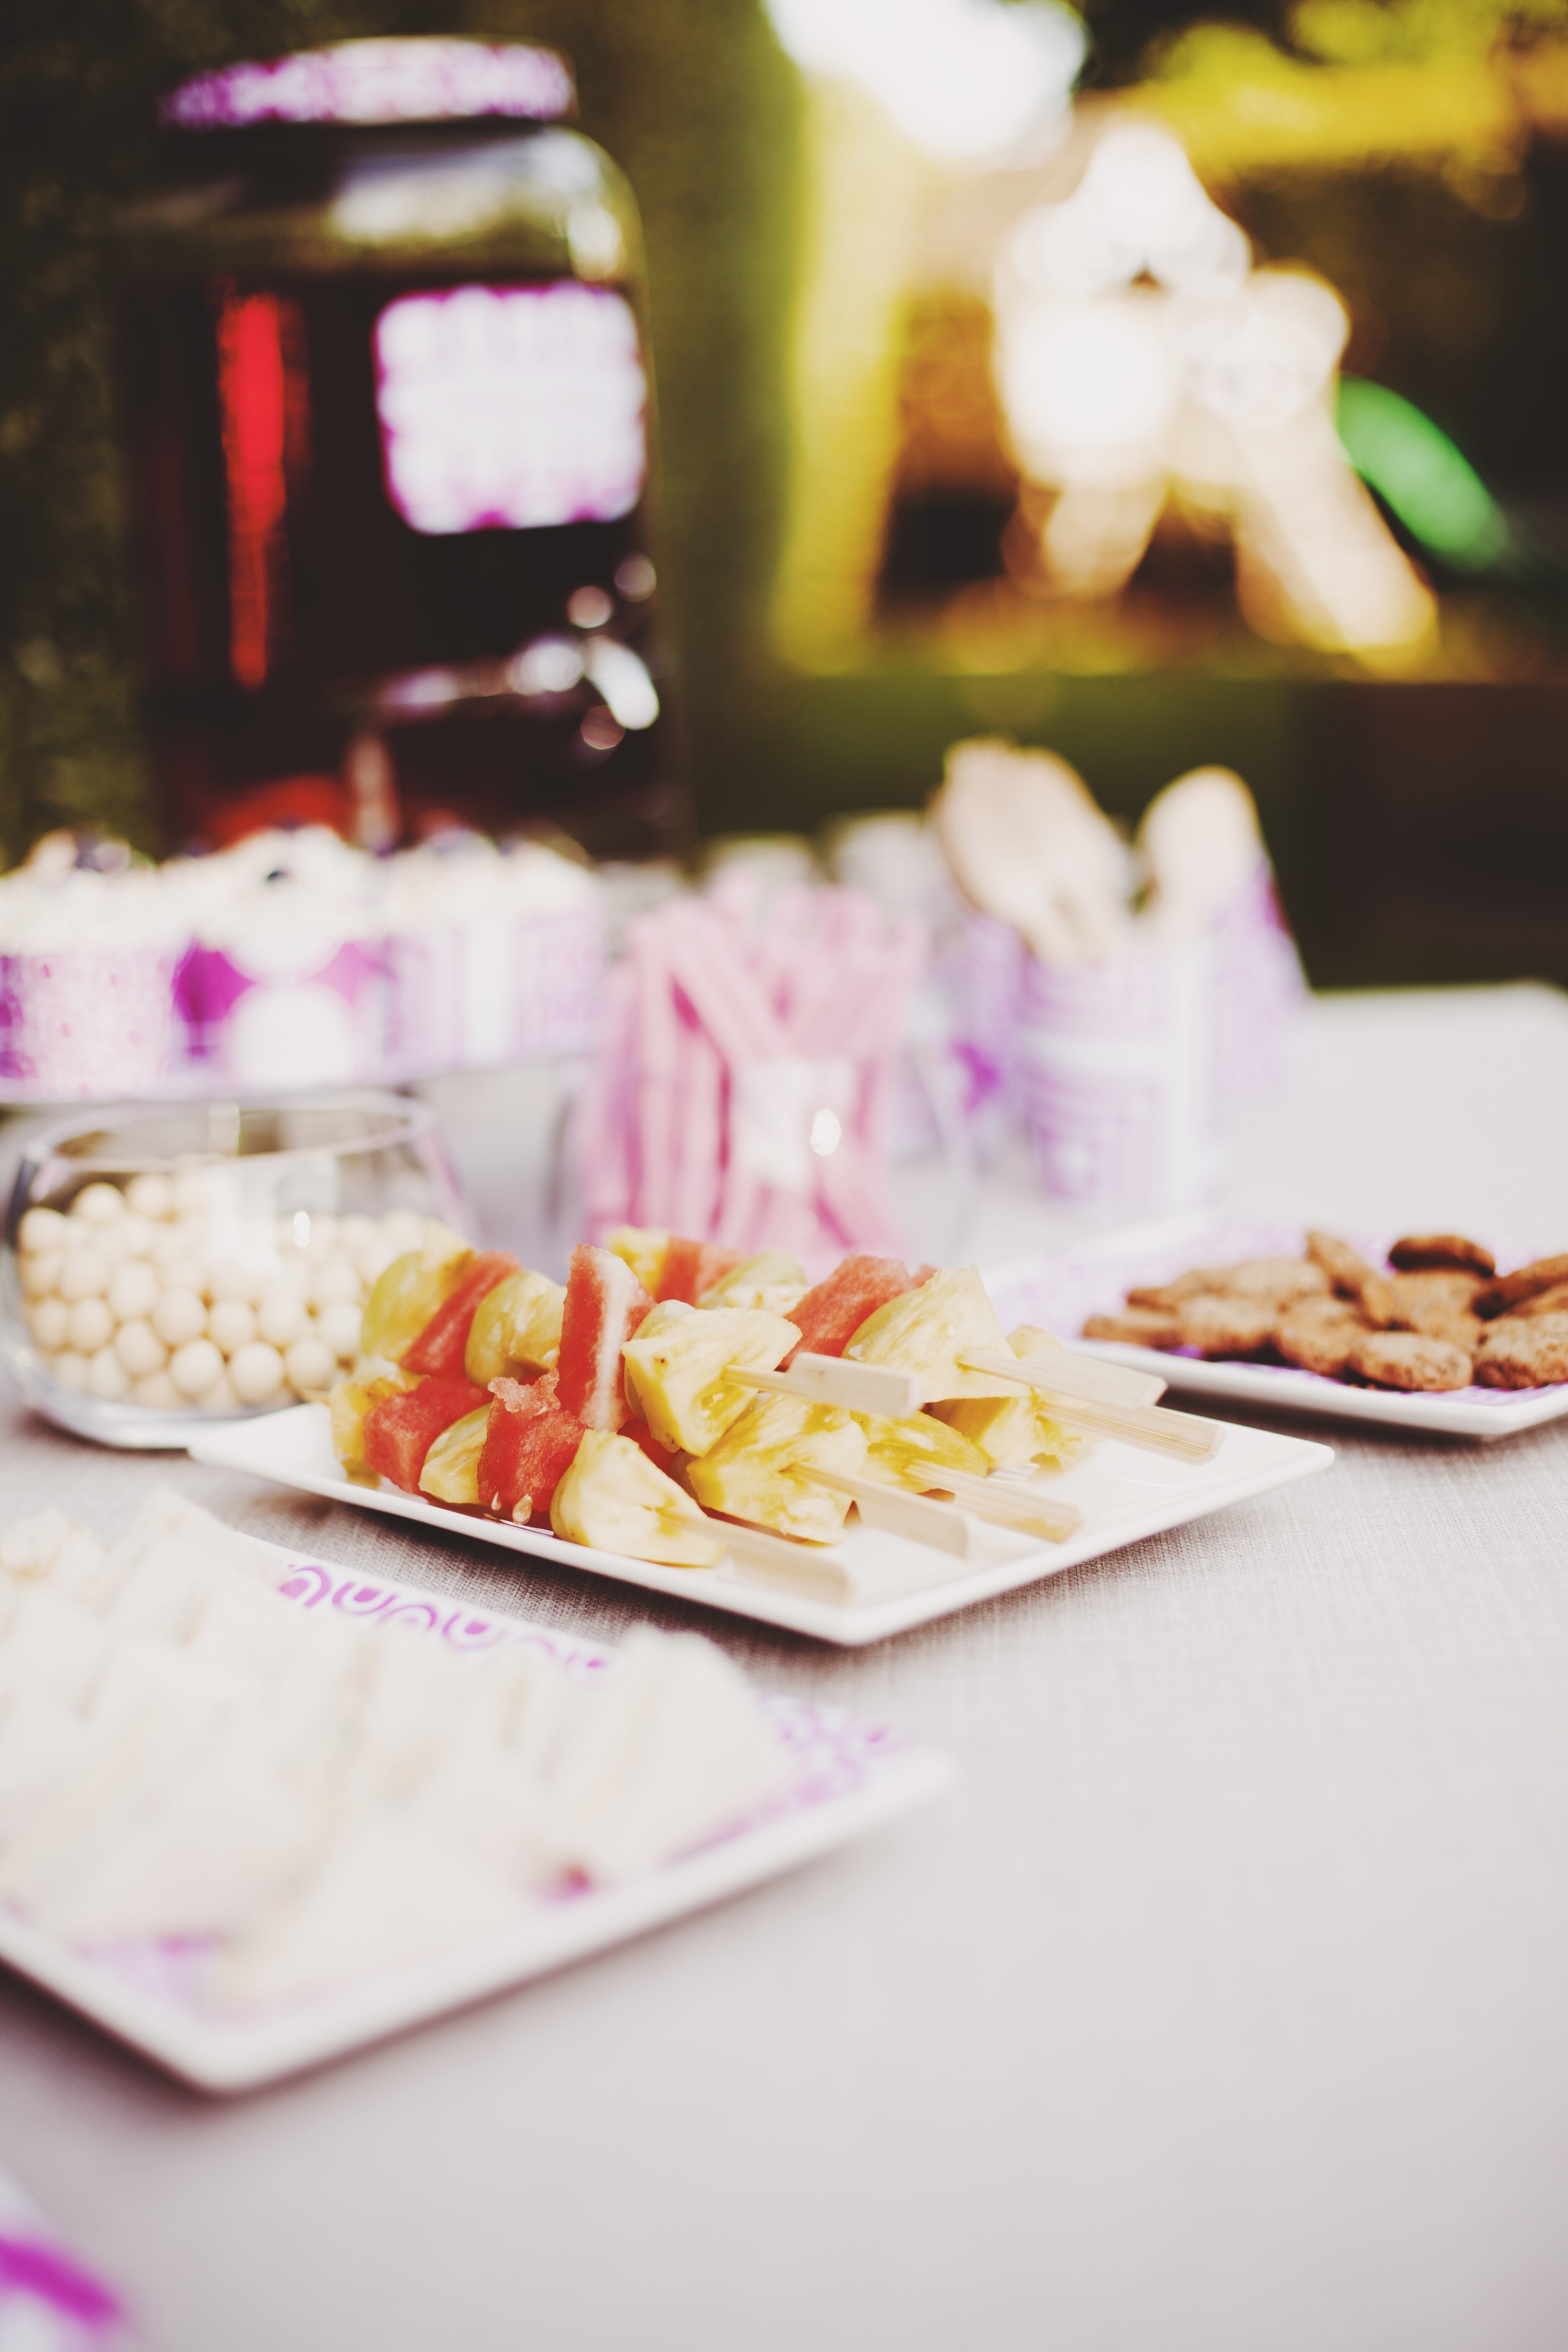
left=1015, top=940, right=1226, bottom=1219
left=511, top=902, right=606, bottom=1062
left=0, top=948, right=181, bottom=1100
left=179, top=935, right=391, bottom=1088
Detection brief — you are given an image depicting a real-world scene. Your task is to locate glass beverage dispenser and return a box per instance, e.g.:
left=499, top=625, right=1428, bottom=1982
left=116, top=38, right=676, bottom=857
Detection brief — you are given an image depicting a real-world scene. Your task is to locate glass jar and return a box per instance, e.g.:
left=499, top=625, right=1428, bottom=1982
left=2, top=1094, right=469, bottom=1448
left=114, top=37, right=677, bottom=860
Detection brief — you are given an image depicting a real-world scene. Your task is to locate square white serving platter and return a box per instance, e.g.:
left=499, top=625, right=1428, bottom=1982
left=987, top=1214, right=1568, bottom=1443
left=0, top=1539, right=950, bottom=2094
left=188, top=1399, right=1332, bottom=1648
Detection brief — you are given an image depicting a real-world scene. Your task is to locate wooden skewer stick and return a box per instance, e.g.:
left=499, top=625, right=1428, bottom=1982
left=920, top=1469, right=1081, bottom=1544
left=958, top=1350, right=1223, bottom=1463
left=1007, top=1349, right=1166, bottom=1410
left=696, top=1510, right=857, bottom=1603
left=802, top=1469, right=976, bottom=1557
left=728, top=1353, right=923, bottom=1418
left=803, top=1463, right=1079, bottom=1549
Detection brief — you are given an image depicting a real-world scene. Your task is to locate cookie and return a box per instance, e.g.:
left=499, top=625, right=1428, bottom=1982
left=1127, top=1266, right=1251, bottom=1311
left=1274, top=1300, right=1366, bottom=1377
left=1386, top=1271, right=1483, bottom=1351
left=1176, top=1294, right=1278, bottom=1359
left=1387, top=1268, right=1482, bottom=1313
left=1475, top=1254, right=1568, bottom=1320
left=1387, top=1234, right=1495, bottom=1277
left=1128, top=1258, right=1326, bottom=1313
left=1496, top=1279, right=1568, bottom=1323
left=1305, top=1230, right=1397, bottom=1327
left=1347, top=1331, right=1472, bottom=1392
left=1211, top=1257, right=1329, bottom=1306
left=1082, top=1308, right=1183, bottom=1348
left=1472, top=1312, right=1568, bottom=1389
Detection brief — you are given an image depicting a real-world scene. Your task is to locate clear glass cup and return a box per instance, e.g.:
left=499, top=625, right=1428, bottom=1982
left=2, top=1093, right=469, bottom=1448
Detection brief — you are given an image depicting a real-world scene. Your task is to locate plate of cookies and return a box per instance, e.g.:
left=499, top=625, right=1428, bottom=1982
left=987, top=1218, right=1568, bottom=1441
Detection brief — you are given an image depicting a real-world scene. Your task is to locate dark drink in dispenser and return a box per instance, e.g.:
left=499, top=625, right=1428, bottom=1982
left=115, top=38, right=679, bottom=857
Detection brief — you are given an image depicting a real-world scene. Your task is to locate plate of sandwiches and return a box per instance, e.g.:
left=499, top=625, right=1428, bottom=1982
left=987, top=1216, right=1568, bottom=1441
left=188, top=1225, right=1333, bottom=1646
left=0, top=1490, right=950, bottom=2092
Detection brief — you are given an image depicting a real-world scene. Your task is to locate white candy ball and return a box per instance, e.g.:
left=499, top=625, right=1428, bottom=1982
left=383, top=1209, right=425, bottom=1248
left=283, top=1335, right=336, bottom=1396
left=125, top=1172, right=174, bottom=1219
left=152, top=1288, right=208, bottom=1348
left=114, top=1211, right=156, bottom=1259
left=208, top=1297, right=258, bottom=1355
left=302, top=1213, right=339, bottom=1258
left=107, top=1260, right=160, bottom=1323
left=208, top=1258, right=264, bottom=1306
left=87, top=1345, right=131, bottom=1401
left=20, top=1250, right=64, bottom=1300
left=171, top=1167, right=216, bottom=1219
left=203, top=1372, right=241, bottom=1414
left=319, top=1301, right=364, bottom=1361
left=169, top=1336, right=224, bottom=1399
left=72, top=1182, right=125, bottom=1226
left=58, top=1247, right=112, bottom=1302
left=51, top=1351, right=89, bottom=1392
left=66, top=1296, right=114, bottom=1357
left=309, top=1258, right=363, bottom=1313
left=257, top=1288, right=308, bottom=1349
left=228, top=1340, right=286, bottom=1405
left=150, top=1223, right=194, bottom=1268
left=28, top=1297, right=70, bottom=1352
left=94, top=1219, right=140, bottom=1265
left=114, top=1318, right=168, bottom=1379
left=338, top=1214, right=374, bottom=1253
left=132, top=1370, right=181, bottom=1410
left=17, top=1205, right=69, bottom=1254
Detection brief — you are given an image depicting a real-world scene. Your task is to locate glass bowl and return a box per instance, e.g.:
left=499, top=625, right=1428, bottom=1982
left=2, top=1094, right=470, bottom=1448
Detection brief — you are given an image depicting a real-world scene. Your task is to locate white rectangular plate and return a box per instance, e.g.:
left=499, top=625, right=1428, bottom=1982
left=187, top=1400, right=1333, bottom=1648
left=987, top=1214, right=1568, bottom=1443
left=0, top=1540, right=950, bottom=2094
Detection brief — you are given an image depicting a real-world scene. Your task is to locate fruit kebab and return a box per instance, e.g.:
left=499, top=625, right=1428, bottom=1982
left=324, top=1227, right=1223, bottom=1580
left=328, top=1232, right=1080, bottom=1564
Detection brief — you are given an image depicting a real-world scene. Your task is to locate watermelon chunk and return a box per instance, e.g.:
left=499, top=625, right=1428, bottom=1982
left=555, top=1243, right=654, bottom=1431
left=782, top=1256, right=927, bottom=1364
left=655, top=1236, right=746, bottom=1306
left=363, top=1374, right=492, bottom=1493
left=479, top=1372, right=585, bottom=1522
left=401, top=1251, right=521, bottom=1375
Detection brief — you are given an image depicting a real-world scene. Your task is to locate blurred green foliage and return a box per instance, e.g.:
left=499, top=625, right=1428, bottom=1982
left=0, top=0, right=799, bottom=866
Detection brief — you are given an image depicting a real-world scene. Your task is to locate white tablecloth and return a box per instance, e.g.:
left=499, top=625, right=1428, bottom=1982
left=3, top=986, right=1567, bottom=2352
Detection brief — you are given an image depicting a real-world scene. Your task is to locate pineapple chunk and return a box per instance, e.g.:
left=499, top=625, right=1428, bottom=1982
left=418, top=1406, right=492, bottom=1506
left=622, top=1301, right=800, bottom=1458
left=359, top=1222, right=473, bottom=1363
left=932, top=1324, right=1091, bottom=1470
left=329, top=1360, right=416, bottom=1483
left=464, top=1269, right=566, bottom=1386
left=856, top=1409, right=990, bottom=1490
left=550, top=1430, right=721, bottom=1568
left=604, top=1224, right=670, bottom=1295
left=697, top=1250, right=808, bottom=1316
left=688, top=1394, right=867, bottom=1544
left=843, top=1265, right=1017, bottom=1402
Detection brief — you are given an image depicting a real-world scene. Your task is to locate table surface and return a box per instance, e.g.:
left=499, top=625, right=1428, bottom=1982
left=3, top=984, right=1568, bottom=2352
